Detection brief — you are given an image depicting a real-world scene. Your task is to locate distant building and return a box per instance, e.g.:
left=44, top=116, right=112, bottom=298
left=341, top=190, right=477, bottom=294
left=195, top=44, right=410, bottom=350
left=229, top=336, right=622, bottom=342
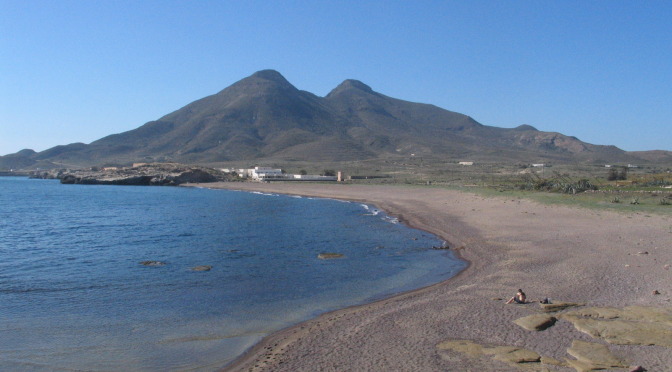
left=292, top=174, right=337, bottom=181
left=237, top=166, right=339, bottom=182
left=532, top=164, right=545, bottom=167
left=458, top=161, right=474, bottom=166
left=248, top=167, right=284, bottom=181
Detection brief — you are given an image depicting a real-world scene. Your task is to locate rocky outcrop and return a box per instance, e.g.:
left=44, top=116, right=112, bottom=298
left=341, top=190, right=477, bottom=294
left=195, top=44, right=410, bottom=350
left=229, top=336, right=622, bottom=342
left=48, top=163, right=236, bottom=186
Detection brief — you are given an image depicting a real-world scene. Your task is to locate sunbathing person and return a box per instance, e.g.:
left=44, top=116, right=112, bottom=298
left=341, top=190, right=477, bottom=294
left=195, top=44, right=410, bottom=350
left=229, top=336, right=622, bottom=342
left=506, top=289, right=527, bottom=304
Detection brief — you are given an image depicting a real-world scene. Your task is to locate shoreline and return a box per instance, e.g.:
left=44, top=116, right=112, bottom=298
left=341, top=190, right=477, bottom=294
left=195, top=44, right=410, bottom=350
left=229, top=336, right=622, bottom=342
left=188, top=182, right=672, bottom=371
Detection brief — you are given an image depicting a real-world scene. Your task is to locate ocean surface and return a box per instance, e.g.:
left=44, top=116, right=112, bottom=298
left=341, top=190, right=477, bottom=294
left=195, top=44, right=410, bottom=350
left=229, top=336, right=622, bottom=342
left=0, top=177, right=466, bottom=371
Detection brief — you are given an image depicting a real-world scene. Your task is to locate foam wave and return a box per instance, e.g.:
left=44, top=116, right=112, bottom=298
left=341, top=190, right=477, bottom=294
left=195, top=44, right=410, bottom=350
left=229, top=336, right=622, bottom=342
left=360, top=204, right=381, bottom=216
left=250, top=191, right=279, bottom=197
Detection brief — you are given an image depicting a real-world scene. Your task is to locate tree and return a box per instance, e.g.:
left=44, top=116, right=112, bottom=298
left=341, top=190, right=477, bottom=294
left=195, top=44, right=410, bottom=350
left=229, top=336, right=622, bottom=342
left=322, top=170, right=336, bottom=177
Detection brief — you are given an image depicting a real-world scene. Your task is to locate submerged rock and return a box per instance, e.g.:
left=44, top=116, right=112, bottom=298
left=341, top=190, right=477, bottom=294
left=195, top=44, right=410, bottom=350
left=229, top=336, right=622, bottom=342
left=191, top=265, right=212, bottom=271
left=139, top=260, right=166, bottom=267
left=318, top=253, right=344, bottom=259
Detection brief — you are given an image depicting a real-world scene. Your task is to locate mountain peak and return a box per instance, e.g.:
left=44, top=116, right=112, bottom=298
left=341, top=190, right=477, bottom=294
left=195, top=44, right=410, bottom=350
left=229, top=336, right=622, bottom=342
left=326, top=79, right=374, bottom=98
left=514, top=124, right=538, bottom=131
left=339, top=79, right=373, bottom=92
left=250, top=69, right=290, bottom=84
left=218, top=69, right=297, bottom=97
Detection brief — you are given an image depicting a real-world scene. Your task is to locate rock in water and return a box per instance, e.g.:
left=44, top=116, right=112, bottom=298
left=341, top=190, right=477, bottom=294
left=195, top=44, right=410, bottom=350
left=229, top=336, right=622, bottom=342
left=191, top=265, right=212, bottom=271
left=318, top=253, right=344, bottom=259
left=139, top=260, right=166, bottom=267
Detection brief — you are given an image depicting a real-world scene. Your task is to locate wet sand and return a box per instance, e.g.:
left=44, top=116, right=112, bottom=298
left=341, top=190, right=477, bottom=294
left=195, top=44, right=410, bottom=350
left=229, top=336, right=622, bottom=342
left=191, top=182, right=672, bottom=371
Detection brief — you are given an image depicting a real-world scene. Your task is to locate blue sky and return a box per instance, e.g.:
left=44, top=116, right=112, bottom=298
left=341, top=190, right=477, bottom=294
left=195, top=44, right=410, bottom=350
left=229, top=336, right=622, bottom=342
left=1, top=1, right=671, bottom=155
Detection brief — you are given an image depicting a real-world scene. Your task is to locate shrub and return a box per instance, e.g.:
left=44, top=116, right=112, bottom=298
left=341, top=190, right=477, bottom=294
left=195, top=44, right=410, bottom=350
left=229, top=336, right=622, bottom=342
left=607, top=166, right=628, bottom=181
left=517, top=173, right=598, bottom=194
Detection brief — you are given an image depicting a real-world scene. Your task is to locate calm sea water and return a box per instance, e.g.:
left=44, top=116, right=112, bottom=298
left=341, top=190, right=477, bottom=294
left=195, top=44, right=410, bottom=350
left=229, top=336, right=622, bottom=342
left=0, top=177, right=465, bottom=371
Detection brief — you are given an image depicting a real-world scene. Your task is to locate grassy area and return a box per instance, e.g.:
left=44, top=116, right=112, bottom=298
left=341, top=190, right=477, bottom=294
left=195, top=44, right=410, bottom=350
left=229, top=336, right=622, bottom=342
left=461, top=186, right=672, bottom=216
left=342, top=166, right=672, bottom=216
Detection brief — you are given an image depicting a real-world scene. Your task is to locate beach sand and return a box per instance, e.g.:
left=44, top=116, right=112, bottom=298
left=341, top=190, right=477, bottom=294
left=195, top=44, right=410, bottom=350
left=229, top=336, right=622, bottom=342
left=192, top=182, right=672, bottom=371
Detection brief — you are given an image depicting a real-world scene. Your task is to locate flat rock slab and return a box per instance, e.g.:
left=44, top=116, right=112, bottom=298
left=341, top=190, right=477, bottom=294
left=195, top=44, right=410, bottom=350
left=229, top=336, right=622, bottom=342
left=514, top=314, right=558, bottom=331
left=560, top=306, right=672, bottom=347
left=539, top=301, right=585, bottom=313
left=566, top=340, right=627, bottom=370
left=484, top=346, right=541, bottom=364
left=437, top=339, right=547, bottom=370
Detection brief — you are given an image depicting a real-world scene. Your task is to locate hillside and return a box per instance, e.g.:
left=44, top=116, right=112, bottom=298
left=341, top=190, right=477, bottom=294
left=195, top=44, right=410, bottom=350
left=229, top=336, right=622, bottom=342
left=1, top=70, right=665, bottom=170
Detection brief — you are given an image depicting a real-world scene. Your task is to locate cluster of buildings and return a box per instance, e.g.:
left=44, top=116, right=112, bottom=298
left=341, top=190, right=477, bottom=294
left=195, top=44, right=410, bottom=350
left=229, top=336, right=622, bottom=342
left=233, top=167, right=341, bottom=182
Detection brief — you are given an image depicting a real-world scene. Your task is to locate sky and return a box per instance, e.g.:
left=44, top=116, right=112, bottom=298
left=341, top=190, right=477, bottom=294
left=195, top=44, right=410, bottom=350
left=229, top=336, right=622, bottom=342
left=1, top=1, right=671, bottom=155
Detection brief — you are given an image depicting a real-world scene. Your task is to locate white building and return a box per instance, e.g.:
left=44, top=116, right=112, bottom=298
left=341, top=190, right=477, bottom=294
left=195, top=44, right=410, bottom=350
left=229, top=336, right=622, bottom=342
left=292, top=174, right=337, bottom=181
left=237, top=166, right=339, bottom=182
left=238, top=166, right=286, bottom=181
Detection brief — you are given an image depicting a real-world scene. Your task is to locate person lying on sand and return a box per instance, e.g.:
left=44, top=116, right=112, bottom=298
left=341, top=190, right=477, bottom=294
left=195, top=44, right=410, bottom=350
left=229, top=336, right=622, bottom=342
left=506, top=289, right=527, bottom=304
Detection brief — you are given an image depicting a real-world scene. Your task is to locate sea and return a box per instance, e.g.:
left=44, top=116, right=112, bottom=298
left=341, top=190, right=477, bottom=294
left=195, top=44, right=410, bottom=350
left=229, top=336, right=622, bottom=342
left=0, top=177, right=466, bottom=371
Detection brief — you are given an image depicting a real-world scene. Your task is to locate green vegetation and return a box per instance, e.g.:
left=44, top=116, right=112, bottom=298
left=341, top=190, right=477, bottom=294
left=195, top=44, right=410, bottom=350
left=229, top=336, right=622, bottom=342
left=516, top=173, right=597, bottom=194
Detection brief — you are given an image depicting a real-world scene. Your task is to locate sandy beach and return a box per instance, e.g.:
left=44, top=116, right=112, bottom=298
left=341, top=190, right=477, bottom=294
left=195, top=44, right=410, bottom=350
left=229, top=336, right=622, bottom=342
left=193, top=182, right=672, bottom=371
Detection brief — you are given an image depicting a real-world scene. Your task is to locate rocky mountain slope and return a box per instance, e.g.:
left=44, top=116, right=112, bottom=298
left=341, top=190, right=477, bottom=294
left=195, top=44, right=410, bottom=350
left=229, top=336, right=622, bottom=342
left=1, top=70, right=665, bottom=170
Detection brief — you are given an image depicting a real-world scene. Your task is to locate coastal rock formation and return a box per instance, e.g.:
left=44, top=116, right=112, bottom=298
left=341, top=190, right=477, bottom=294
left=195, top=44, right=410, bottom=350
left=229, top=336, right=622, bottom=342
left=560, top=306, right=672, bottom=347
left=44, top=163, right=236, bottom=186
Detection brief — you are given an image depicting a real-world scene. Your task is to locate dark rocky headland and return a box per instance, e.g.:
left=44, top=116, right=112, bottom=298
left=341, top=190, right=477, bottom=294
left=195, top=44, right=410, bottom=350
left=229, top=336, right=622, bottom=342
left=30, top=163, right=238, bottom=186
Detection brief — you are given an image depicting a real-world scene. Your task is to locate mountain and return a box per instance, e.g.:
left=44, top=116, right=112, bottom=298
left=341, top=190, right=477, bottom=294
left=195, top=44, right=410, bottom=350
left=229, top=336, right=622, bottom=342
left=1, top=70, right=666, bottom=170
